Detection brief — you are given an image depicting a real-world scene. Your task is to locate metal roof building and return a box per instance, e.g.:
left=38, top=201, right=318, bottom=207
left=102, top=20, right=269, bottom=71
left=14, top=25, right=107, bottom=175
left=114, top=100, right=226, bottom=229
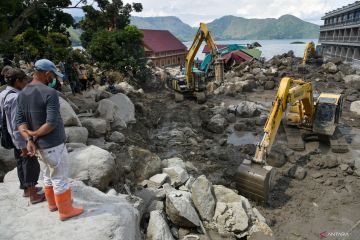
left=141, top=29, right=187, bottom=67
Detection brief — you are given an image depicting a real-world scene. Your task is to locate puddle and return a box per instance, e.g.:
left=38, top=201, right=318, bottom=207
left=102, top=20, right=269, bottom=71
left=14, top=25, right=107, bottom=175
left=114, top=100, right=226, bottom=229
left=227, top=131, right=260, bottom=146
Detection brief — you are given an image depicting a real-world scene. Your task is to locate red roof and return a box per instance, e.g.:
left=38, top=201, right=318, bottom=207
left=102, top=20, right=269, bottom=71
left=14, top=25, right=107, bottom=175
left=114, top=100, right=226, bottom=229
left=223, top=50, right=253, bottom=64
left=202, top=44, right=228, bottom=54
left=141, top=29, right=187, bottom=53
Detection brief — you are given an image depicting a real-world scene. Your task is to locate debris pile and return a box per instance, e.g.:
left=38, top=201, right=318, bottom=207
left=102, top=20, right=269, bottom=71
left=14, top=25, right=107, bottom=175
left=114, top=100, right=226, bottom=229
left=137, top=157, right=273, bottom=240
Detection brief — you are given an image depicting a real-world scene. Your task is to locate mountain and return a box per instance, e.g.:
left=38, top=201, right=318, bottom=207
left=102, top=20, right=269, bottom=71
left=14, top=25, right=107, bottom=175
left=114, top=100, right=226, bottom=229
left=208, top=15, right=319, bottom=40
left=69, top=14, right=319, bottom=45
left=130, top=16, right=196, bottom=41
left=130, top=14, right=319, bottom=41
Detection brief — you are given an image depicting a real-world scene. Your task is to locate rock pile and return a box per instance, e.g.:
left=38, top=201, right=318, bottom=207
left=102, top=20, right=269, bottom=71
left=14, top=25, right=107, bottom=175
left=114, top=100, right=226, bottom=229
left=138, top=157, right=273, bottom=240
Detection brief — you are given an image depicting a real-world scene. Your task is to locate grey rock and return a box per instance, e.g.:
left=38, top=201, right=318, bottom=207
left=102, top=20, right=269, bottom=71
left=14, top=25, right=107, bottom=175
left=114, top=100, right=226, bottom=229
left=163, top=166, right=189, bottom=187
left=228, top=101, right=263, bottom=117
left=207, top=114, right=228, bottom=134
left=350, top=101, right=360, bottom=115
left=322, top=62, right=338, bottom=74
left=213, top=201, right=249, bottom=233
left=80, top=117, right=107, bottom=138
left=340, top=164, right=350, bottom=171
left=65, top=127, right=88, bottom=144
left=162, top=157, right=186, bottom=169
left=264, top=81, right=275, bottom=90
left=0, top=146, right=15, bottom=181
left=191, top=175, right=216, bottom=221
left=148, top=173, right=170, bottom=189
left=59, top=97, right=82, bottom=127
left=128, top=146, right=162, bottom=183
left=0, top=180, right=140, bottom=240
left=68, top=145, right=115, bottom=191
left=108, top=131, right=125, bottom=143
left=344, top=75, right=360, bottom=90
left=146, top=210, right=175, bottom=240
left=166, top=190, right=201, bottom=227
left=294, top=167, right=307, bottom=181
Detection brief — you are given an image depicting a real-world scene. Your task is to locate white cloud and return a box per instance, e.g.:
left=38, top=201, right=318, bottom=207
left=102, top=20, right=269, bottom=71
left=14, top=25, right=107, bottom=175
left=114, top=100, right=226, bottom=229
left=66, top=0, right=356, bottom=26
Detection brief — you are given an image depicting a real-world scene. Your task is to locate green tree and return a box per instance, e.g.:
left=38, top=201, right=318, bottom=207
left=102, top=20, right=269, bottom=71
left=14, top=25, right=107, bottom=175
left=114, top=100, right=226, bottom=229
left=80, top=0, right=144, bottom=77
left=0, top=0, right=79, bottom=61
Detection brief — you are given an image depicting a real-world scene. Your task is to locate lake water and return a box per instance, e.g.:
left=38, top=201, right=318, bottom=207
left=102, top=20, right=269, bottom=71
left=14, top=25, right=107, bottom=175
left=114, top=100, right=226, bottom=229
left=183, top=39, right=318, bottom=61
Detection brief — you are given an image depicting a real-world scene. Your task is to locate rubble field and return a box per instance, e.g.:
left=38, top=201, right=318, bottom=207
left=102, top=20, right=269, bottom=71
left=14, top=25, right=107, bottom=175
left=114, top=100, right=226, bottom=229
left=1, top=51, right=360, bottom=240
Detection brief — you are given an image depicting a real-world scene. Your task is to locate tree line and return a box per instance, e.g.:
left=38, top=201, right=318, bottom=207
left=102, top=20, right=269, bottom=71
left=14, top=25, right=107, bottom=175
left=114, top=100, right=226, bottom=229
left=0, top=0, right=146, bottom=78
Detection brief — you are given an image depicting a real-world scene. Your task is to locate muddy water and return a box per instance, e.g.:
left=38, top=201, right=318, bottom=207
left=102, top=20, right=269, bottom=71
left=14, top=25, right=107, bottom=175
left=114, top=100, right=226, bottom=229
left=227, top=131, right=259, bottom=146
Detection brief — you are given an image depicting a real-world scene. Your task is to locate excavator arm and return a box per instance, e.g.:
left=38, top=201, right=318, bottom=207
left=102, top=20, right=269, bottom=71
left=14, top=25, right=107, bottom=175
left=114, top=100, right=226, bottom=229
left=253, top=77, right=314, bottom=163
left=302, top=41, right=316, bottom=65
left=185, top=23, right=219, bottom=86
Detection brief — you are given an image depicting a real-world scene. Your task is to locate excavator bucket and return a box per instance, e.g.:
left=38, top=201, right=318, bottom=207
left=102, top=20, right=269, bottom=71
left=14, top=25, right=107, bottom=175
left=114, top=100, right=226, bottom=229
left=235, top=160, right=275, bottom=204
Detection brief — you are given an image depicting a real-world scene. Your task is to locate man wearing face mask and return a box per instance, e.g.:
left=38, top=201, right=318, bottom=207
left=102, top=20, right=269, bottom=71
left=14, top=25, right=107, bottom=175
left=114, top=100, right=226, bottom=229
left=16, top=59, right=84, bottom=221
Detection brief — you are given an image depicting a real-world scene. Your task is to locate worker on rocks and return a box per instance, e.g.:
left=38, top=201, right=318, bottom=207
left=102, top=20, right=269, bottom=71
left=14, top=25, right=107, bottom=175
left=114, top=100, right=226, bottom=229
left=16, top=59, right=84, bottom=221
left=0, top=68, right=45, bottom=204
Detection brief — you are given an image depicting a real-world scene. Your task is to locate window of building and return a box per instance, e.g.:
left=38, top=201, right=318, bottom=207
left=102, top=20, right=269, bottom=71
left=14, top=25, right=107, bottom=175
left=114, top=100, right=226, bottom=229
left=356, top=11, right=360, bottom=19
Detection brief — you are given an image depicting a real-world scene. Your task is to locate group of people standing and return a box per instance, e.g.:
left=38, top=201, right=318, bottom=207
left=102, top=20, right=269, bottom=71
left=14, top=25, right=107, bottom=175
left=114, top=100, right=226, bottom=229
left=61, top=61, right=95, bottom=95
left=0, top=59, right=84, bottom=221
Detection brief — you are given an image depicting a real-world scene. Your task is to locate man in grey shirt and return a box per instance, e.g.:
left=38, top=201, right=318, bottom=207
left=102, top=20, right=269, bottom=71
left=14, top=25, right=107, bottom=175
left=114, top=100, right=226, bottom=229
left=0, top=68, right=44, bottom=203
left=17, top=59, right=83, bottom=221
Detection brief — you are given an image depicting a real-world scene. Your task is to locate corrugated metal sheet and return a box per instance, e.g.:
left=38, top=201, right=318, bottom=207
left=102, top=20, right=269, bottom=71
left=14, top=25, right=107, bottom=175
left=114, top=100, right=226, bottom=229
left=240, top=48, right=262, bottom=60
left=223, top=50, right=253, bottom=65
left=141, top=29, right=187, bottom=53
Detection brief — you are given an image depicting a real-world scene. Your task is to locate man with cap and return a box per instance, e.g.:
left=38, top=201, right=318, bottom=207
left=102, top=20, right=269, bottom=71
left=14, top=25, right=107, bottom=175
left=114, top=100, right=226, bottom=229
left=0, top=68, right=45, bottom=204
left=16, top=59, right=84, bottom=221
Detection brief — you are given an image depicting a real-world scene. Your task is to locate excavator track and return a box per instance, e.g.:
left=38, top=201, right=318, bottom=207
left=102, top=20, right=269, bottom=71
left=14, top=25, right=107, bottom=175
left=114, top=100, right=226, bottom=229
left=330, top=128, right=349, bottom=153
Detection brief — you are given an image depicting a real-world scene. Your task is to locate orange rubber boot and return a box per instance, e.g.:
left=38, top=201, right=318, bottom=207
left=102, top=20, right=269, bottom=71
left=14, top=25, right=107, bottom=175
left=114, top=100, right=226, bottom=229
left=55, top=189, right=84, bottom=221
left=44, top=186, right=58, bottom=212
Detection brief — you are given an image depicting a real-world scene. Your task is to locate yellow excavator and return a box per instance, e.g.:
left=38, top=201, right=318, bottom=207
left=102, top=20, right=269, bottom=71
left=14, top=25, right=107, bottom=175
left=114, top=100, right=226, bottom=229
left=298, top=41, right=323, bottom=73
left=235, top=77, right=344, bottom=203
left=167, top=23, right=224, bottom=103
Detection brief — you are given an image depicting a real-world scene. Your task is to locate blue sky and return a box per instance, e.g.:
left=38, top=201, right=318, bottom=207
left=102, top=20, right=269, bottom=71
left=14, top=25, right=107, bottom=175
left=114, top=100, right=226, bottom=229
left=64, top=0, right=356, bottom=26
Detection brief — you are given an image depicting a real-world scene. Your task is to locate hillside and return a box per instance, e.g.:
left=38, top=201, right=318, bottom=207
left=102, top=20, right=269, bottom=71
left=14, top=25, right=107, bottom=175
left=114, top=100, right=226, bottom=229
left=208, top=14, right=319, bottom=40
left=69, top=14, right=319, bottom=44
left=130, top=16, right=195, bottom=41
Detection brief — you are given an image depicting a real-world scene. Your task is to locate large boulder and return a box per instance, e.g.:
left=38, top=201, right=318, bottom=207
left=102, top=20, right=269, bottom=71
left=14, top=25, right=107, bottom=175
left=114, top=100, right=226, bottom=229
left=59, top=97, right=81, bottom=127
left=166, top=190, right=201, bottom=227
left=344, top=75, right=360, bottom=90
left=68, top=146, right=115, bottom=191
left=146, top=210, right=175, bottom=240
left=0, top=180, right=140, bottom=240
left=96, top=99, right=126, bottom=129
left=212, top=185, right=251, bottom=236
left=191, top=175, right=216, bottom=221
left=80, top=117, right=107, bottom=138
left=228, top=101, right=264, bottom=117
left=96, top=93, right=135, bottom=130
left=207, top=114, right=228, bottom=134
left=65, top=127, right=89, bottom=144
left=0, top=146, right=15, bottom=181
left=322, top=62, right=338, bottom=74
left=213, top=202, right=249, bottom=234
left=350, top=101, right=360, bottom=115
left=128, top=146, right=162, bottom=183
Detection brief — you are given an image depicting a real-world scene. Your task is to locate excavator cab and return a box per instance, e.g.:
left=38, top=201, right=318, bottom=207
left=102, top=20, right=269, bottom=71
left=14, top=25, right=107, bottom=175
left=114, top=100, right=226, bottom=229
left=313, top=93, right=342, bottom=136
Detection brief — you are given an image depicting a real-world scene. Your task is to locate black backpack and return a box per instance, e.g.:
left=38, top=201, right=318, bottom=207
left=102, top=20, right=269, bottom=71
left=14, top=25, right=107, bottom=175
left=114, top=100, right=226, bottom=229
left=1, top=90, right=16, bottom=149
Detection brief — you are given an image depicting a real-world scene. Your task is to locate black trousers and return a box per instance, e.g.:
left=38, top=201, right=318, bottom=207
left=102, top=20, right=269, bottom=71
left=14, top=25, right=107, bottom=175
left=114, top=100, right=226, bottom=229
left=14, top=148, right=40, bottom=189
